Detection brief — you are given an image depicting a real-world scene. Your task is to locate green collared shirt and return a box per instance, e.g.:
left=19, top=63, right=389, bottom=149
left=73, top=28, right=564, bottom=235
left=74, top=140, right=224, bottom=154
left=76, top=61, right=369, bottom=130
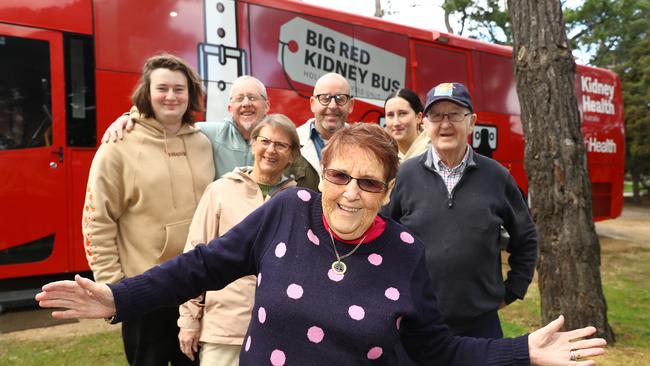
left=197, top=118, right=254, bottom=179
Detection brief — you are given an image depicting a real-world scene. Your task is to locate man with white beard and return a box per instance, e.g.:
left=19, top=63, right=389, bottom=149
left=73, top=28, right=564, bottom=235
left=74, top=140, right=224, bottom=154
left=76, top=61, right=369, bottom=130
left=199, top=76, right=269, bottom=178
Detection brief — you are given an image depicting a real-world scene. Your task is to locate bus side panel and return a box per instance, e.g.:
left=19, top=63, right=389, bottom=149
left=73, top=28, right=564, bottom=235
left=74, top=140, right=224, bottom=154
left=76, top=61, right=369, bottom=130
left=93, top=0, right=204, bottom=74
left=471, top=52, right=527, bottom=193
left=94, top=70, right=139, bottom=138
left=576, top=67, right=625, bottom=220
left=246, top=3, right=409, bottom=124
left=248, top=4, right=355, bottom=94
left=410, top=40, right=471, bottom=105
left=0, top=0, right=92, bottom=35
left=266, top=88, right=314, bottom=126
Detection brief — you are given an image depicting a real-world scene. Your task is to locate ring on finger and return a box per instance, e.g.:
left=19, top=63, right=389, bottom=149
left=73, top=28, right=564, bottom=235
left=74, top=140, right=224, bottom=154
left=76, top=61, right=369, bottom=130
left=570, top=349, right=580, bottom=361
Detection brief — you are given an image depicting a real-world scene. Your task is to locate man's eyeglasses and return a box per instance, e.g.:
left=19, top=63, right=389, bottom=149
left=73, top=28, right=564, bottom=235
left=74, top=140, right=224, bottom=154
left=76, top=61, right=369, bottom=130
left=314, top=94, right=352, bottom=107
left=255, top=136, right=292, bottom=152
left=426, top=112, right=471, bottom=123
left=323, top=168, right=387, bottom=193
left=231, top=94, right=265, bottom=103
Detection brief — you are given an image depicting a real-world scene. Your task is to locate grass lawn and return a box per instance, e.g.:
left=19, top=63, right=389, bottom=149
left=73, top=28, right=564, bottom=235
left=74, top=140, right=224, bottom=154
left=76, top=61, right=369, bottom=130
left=501, top=234, right=650, bottom=365
left=624, top=181, right=648, bottom=195
left=1, top=217, right=648, bottom=365
left=0, top=330, right=123, bottom=365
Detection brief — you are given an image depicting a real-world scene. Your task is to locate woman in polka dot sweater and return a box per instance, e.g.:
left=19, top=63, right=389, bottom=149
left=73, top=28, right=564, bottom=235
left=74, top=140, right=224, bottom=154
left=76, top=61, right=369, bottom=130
left=37, top=124, right=606, bottom=366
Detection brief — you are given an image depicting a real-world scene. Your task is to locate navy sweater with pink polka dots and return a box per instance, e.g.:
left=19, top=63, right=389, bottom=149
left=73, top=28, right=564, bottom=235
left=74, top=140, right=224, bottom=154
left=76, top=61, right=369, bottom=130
left=109, top=188, right=530, bottom=365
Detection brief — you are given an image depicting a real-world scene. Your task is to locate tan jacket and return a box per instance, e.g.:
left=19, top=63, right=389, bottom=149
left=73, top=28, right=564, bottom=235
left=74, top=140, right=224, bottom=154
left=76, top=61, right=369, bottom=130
left=399, top=130, right=430, bottom=163
left=82, top=109, right=214, bottom=284
left=177, top=168, right=295, bottom=345
left=296, top=119, right=321, bottom=178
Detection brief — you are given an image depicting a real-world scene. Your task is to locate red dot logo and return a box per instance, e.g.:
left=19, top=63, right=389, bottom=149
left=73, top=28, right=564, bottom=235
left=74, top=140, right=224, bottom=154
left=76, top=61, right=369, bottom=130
left=288, top=40, right=299, bottom=53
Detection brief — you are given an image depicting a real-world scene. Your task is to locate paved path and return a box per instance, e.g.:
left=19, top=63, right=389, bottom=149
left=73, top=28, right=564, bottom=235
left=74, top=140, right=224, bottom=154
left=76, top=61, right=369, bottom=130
left=595, top=204, right=650, bottom=246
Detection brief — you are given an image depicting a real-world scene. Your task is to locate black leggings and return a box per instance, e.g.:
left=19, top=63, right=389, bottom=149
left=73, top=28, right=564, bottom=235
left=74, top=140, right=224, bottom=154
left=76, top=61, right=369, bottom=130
left=121, top=306, right=198, bottom=366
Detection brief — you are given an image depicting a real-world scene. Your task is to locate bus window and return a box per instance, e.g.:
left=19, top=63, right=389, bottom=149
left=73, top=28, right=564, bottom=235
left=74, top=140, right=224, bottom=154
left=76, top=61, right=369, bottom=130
left=0, top=35, right=52, bottom=150
left=65, top=34, right=96, bottom=147
left=478, top=53, right=520, bottom=115
left=413, top=42, right=470, bottom=102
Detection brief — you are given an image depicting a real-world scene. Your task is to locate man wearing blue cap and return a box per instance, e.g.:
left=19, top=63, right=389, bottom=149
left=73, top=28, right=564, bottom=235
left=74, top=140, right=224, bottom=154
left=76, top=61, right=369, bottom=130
left=383, top=82, right=538, bottom=339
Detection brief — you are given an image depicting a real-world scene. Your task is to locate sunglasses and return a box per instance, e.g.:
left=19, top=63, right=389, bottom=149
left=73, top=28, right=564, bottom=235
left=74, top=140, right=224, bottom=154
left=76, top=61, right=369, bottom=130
left=323, top=168, right=387, bottom=193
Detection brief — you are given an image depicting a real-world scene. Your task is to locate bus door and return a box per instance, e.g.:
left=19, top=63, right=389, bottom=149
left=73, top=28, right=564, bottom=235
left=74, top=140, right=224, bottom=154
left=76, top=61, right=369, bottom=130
left=0, top=24, right=69, bottom=280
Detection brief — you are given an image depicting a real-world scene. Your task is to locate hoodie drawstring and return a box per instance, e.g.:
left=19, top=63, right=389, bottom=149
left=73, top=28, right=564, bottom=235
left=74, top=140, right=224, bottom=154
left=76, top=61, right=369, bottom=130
left=162, top=129, right=178, bottom=209
left=182, top=135, right=199, bottom=206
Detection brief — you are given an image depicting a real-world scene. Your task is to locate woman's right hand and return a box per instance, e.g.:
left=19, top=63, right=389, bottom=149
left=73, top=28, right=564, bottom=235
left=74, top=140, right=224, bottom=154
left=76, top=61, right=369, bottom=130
left=35, top=274, right=116, bottom=319
left=102, top=114, right=134, bottom=143
left=178, top=328, right=201, bottom=361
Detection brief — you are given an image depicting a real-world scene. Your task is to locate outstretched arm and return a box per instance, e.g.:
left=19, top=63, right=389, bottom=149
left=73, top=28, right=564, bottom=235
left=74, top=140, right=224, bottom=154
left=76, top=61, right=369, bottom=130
left=35, top=274, right=116, bottom=319
left=529, top=315, right=607, bottom=366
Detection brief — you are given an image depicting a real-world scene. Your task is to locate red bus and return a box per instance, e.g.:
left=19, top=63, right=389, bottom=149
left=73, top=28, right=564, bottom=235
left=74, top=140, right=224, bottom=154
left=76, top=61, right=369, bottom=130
left=0, top=0, right=624, bottom=306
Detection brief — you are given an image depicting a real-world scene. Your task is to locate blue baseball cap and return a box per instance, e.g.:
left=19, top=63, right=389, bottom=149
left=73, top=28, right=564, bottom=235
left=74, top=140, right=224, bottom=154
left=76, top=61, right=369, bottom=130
left=423, top=82, right=473, bottom=114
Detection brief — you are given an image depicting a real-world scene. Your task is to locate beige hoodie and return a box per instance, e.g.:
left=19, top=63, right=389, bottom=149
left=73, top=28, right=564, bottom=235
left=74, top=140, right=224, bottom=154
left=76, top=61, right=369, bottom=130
left=177, top=168, right=296, bottom=345
left=82, top=110, right=214, bottom=284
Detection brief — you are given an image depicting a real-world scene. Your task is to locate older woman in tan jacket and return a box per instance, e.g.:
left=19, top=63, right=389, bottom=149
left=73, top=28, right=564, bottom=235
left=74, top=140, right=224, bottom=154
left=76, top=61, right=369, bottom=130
left=177, top=114, right=299, bottom=366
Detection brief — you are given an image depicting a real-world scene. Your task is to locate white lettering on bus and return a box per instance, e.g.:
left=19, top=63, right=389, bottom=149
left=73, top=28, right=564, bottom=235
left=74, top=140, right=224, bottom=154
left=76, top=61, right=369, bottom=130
left=580, top=76, right=616, bottom=116
left=279, top=17, right=406, bottom=100
left=585, top=137, right=617, bottom=154
left=582, top=95, right=615, bottom=115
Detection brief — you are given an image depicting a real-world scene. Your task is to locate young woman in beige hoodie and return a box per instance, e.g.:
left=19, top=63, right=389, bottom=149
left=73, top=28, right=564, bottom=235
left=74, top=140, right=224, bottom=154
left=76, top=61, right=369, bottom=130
left=82, top=54, right=214, bottom=366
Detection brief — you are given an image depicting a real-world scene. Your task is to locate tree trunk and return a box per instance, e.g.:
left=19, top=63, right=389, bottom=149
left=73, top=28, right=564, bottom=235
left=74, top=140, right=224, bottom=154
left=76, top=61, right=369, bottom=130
left=444, top=9, right=455, bottom=34
left=374, top=0, right=383, bottom=18
left=506, top=0, right=615, bottom=342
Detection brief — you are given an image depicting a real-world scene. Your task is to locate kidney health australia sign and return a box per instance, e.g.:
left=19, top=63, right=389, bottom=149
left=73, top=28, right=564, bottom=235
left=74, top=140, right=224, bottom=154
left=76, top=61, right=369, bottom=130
left=278, top=17, right=406, bottom=100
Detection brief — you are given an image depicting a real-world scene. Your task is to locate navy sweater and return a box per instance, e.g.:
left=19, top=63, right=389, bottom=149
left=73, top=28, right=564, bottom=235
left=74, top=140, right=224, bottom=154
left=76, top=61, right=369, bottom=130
left=110, top=188, right=530, bottom=365
left=383, top=149, right=538, bottom=333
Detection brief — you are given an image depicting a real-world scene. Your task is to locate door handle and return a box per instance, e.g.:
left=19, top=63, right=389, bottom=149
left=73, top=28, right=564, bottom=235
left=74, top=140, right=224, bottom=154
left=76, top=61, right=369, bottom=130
left=51, top=146, right=63, bottom=163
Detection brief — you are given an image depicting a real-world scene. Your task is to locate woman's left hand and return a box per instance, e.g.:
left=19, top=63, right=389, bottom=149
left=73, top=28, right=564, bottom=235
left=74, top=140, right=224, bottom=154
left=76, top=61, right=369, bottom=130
left=528, top=315, right=607, bottom=366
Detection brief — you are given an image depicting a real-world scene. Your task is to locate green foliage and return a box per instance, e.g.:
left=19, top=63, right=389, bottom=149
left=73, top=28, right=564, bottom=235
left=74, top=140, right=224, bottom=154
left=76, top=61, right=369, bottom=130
left=566, top=0, right=650, bottom=186
left=442, top=0, right=512, bottom=44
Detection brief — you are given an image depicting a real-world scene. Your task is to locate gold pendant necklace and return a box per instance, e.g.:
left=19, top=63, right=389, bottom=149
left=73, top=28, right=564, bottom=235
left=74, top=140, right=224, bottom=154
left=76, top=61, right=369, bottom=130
left=328, top=229, right=367, bottom=275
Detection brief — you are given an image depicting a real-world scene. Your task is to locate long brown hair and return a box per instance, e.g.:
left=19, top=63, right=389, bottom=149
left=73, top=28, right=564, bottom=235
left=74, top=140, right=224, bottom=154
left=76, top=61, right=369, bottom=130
left=131, top=53, right=204, bottom=124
